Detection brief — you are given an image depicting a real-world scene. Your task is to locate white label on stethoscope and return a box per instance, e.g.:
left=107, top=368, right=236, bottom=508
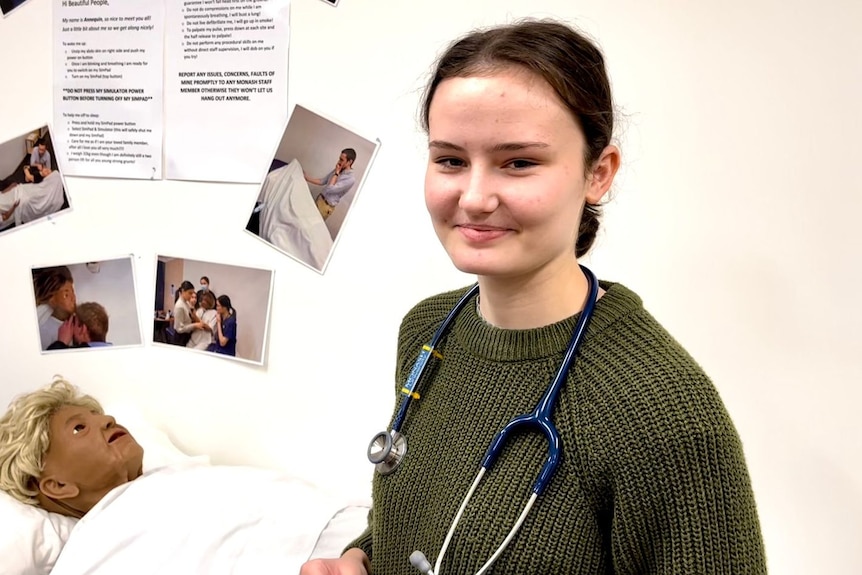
left=403, top=347, right=432, bottom=394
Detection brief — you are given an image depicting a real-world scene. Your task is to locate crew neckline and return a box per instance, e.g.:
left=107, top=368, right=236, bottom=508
left=452, top=282, right=643, bottom=362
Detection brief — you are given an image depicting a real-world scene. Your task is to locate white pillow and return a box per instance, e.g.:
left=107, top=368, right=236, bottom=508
left=0, top=490, right=77, bottom=575
left=0, top=407, right=202, bottom=575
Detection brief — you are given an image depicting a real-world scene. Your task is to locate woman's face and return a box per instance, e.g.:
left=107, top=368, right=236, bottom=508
left=182, top=289, right=195, bottom=303
left=49, top=281, right=77, bottom=319
left=424, top=68, right=613, bottom=281
left=216, top=301, right=225, bottom=316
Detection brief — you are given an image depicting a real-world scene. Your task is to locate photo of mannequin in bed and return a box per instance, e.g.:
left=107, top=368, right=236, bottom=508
left=0, top=129, right=68, bottom=232
left=0, top=378, right=144, bottom=519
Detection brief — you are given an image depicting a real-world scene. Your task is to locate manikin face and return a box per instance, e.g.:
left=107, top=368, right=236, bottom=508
left=38, top=406, right=143, bottom=515
left=49, top=281, right=77, bottom=319
left=424, top=68, right=613, bottom=281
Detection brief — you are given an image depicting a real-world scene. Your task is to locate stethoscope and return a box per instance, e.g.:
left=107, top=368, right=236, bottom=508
left=367, top=265, right=600, bottom=575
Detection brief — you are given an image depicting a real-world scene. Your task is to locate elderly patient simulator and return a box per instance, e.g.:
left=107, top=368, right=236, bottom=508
left=0, top=379, right=143, bottom=519
left=0, top=378, right=346, bottom=574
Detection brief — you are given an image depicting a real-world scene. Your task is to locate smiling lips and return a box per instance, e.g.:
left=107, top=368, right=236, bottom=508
left=456, top=223, right=511, bottom=243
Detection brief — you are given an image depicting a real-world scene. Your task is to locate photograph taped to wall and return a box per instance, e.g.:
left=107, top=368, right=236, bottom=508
left=0, top=0, right=29, bottom=16
left=31, top=256, right=143, bottom=353
left=153, top=255, right=274, bottom=366
left=245, top=104, right=381, bottom=273
left=0, top=125, right=72, bottom=236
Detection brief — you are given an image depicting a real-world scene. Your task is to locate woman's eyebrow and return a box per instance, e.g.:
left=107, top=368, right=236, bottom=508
left=428, top=140, right=549, bottom=152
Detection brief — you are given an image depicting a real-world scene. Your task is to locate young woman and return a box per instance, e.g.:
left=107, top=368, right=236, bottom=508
left=302, top=18, right=766, bottom=575
left=207, top=294, right=237, bottom=356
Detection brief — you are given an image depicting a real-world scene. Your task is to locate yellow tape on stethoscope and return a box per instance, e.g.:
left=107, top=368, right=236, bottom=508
left=400, top=345, right=442, bottom=399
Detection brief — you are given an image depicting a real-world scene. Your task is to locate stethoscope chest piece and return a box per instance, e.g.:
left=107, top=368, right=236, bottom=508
left=368, top=429, right=407, bottom=475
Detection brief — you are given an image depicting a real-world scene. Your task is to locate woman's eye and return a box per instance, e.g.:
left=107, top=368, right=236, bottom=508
left=508, top=159, right=537, bottom=169
left=73, top=424, right=86, bottom=434
left=435, top=158, right=465, bottom=169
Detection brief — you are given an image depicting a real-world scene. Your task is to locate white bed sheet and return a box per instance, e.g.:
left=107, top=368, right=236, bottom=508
left=0, top=172, right=66, bottom=231
left=50, top=461, right=346, bottom=574
left=257, top=160, right=334, bottom=270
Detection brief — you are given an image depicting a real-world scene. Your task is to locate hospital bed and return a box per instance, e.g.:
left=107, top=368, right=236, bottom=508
left=0, top=171, right=67, bottom=232
left=253, top=159, right=334, bottom=271
left=0, top=407, right=370, bottom=575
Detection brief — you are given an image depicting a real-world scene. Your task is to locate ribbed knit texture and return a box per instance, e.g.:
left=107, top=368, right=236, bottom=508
left=348, top=282, right=766, bottom=574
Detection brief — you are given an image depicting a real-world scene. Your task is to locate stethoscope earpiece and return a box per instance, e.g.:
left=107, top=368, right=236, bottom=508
left=367, top=430, right=407, bottom=475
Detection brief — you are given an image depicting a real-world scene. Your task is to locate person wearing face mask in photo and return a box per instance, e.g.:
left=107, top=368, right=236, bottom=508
left=300, top=18, right=766, bottom=575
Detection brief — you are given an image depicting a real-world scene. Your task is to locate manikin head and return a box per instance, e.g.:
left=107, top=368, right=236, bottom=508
left=0, top=378, right=143, bottom=518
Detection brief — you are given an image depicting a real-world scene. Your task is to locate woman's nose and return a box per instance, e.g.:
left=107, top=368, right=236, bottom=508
left=458, top=169, right=498, bottom=213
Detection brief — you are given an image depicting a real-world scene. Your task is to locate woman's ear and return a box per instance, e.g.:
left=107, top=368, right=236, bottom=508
left=585, top=144, right=621, bottom=205
left=38, top=475, right=80, bottom=500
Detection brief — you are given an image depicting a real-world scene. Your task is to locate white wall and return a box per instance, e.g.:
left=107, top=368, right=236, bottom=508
left=0, top=132, right=27, bottom=179
left=0, top=1, right=860, bottom=574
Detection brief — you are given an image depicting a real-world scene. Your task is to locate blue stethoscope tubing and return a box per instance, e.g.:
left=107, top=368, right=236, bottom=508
left=368, top=265, right=601, bottom=575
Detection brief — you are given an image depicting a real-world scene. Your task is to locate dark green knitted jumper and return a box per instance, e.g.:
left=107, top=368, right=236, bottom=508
left=348, top=282, right=766, bottom=574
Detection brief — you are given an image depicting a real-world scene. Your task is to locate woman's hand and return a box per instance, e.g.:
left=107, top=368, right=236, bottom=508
left=57, top=317, right=75, bottom=346
left=299, top=548, right=370, bottom=575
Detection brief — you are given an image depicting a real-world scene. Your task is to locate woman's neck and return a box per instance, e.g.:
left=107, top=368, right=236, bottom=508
left=476, top=259, right=601, bottom=330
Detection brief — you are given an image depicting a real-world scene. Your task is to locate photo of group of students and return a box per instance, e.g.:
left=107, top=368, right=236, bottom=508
left=154, top=256, right=274, bottom=365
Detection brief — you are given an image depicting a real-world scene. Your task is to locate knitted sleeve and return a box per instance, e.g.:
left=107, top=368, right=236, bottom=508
left=609, top=426, right=767, bottom=574
left=342, top=507, right=374, bottom=563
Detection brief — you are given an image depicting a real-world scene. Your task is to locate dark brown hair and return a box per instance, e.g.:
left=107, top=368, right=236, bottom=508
left=32, top=266, right=73, bottom=305
left=420, top=19, right=615, bottom=257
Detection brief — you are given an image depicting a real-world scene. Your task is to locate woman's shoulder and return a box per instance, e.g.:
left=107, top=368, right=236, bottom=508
left=580, top=283, right=739, bottom=444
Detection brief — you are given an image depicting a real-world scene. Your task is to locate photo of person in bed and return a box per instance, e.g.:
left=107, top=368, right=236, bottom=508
left=0, top=126, right=70, bottom=234
left=304, top=147, right=357, bottom=220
